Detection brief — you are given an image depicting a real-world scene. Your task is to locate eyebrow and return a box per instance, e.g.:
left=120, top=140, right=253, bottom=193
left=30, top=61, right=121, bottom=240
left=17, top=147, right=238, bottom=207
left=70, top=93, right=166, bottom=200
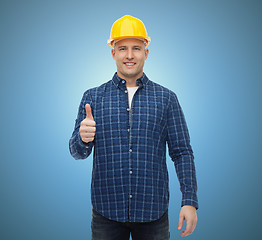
left=117, top=45, right=142, bottom=49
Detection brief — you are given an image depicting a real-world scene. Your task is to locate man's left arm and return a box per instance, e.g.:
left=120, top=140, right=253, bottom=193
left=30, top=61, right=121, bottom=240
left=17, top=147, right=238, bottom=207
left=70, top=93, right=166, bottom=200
left=166, top=90, right=198, bottom=237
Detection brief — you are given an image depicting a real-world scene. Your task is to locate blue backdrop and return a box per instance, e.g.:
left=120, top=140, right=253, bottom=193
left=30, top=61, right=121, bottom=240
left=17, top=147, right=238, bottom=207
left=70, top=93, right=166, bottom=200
left=1, top=0, right=261, bottom=239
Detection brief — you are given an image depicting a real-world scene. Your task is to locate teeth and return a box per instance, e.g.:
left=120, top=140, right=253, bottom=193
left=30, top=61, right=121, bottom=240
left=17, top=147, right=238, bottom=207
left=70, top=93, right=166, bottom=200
left=125, top=63, right=135, bottom=66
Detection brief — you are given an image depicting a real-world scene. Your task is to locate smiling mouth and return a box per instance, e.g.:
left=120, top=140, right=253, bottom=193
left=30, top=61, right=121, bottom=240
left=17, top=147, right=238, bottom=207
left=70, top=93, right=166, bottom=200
left=124, top=62, right=136, bottom=66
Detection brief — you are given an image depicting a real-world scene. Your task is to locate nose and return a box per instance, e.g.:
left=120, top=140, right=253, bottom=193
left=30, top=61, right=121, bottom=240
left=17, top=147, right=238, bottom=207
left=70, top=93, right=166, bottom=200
left=126, top=48, right=134, bottom=60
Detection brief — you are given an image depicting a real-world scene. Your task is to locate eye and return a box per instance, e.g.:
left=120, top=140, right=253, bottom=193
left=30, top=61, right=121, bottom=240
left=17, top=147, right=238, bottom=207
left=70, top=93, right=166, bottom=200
left=134, top=47, right=141, bottom=50
left=119, top=47, right=126, bottom=51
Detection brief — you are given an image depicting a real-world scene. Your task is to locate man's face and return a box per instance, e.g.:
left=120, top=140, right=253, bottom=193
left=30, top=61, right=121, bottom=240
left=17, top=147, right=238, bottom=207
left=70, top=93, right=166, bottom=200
left=111, top=38, right=149, bottom=81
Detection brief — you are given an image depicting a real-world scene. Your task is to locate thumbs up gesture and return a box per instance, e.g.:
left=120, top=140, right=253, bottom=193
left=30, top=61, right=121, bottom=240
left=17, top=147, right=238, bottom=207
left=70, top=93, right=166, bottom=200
left=80, top=104, right=96, bottom=144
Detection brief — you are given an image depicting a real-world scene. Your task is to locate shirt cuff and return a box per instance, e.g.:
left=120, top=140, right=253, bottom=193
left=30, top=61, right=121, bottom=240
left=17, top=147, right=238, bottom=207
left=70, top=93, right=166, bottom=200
left=181, top=192, right=199, bottom=210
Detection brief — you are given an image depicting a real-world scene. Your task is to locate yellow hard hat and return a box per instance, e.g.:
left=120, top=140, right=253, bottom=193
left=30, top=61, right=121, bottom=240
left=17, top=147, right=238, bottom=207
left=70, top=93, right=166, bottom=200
left=107, top=15, right=151, bottom=48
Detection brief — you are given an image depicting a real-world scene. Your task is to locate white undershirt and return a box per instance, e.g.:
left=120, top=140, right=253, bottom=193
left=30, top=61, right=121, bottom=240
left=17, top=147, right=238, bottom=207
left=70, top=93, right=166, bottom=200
left=126, top=86, right=139, bottom=108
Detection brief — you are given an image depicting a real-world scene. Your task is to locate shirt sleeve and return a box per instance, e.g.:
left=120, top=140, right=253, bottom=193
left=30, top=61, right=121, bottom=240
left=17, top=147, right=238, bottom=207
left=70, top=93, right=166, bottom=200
left=166, top=90, right=198, bottom=209
left=69, top=90, right=94, bottom=160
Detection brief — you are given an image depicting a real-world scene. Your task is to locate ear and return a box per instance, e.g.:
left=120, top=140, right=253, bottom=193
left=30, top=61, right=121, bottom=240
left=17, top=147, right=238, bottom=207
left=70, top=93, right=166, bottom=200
left=111, top=49, right=115, bottom=60
left=145, top=48, right=149, bottom=60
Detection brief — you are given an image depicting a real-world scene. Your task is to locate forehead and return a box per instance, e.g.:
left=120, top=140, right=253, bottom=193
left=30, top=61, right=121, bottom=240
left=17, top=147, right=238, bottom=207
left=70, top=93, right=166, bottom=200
left=115, top=38, right=145, bottom=47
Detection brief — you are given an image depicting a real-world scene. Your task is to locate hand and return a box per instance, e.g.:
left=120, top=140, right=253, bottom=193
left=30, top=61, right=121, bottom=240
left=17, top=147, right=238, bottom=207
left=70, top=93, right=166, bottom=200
left=178, top=205, right=197, bottom=237
left=80, top=104, right=96, bottom=143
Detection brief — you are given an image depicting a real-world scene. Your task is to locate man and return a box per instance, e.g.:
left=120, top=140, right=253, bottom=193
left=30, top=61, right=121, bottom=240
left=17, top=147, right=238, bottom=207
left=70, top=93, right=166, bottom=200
left=69, top=15, right=198, bottom=240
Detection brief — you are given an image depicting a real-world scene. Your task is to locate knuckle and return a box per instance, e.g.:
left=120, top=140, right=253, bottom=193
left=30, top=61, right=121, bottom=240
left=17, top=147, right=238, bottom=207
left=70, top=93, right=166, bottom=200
left=81, top=120, right=86, bottom=126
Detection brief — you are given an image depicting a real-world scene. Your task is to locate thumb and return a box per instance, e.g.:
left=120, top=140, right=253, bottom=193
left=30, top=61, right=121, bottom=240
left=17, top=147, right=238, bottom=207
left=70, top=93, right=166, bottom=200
left=178, top=214, right=184, bottom=230
left=85, top=104, right=94, bottom=120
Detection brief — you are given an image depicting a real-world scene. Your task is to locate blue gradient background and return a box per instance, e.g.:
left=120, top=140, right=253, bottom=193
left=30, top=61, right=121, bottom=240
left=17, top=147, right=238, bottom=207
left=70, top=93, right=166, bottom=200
left=1, top=0, right=261, bottom=239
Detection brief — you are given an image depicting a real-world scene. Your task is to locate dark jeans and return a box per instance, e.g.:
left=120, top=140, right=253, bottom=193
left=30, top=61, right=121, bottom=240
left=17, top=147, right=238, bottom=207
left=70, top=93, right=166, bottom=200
left=91, top=209, right=170, bottom=240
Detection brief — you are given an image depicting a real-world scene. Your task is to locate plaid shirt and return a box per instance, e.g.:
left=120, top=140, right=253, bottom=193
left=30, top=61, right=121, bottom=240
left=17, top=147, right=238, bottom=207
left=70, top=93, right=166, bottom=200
left=69, top=72, right=198, bottom=222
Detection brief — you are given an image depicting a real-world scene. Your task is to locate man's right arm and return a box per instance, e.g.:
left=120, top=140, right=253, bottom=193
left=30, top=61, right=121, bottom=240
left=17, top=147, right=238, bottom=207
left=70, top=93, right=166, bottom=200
left=69, top=91, right=95, bottom=160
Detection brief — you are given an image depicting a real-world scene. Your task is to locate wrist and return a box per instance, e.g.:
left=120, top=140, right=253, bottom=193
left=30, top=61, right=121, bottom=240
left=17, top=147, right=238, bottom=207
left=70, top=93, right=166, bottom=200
left=182, top=205, right=196, bottom=210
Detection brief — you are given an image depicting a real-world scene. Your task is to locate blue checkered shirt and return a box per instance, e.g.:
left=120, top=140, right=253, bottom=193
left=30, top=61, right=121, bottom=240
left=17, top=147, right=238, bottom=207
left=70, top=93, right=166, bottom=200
left=69, top=72, right=198, bottom=223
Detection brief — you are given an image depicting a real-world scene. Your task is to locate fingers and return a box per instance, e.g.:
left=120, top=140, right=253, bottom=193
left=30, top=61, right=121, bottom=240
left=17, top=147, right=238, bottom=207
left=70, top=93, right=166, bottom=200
left=85, top=104, right=94, bottom=120
left=81, top=118, right=96, bottom=127
left=178, top=214, right=184, bottom=230
left=80, top=125, right=96, bottom=136
left=180, top=219, right=195, bottom=237
left=80, top=125, right=96, bottom=135
left=80, top=128, right=96, bottom=143
left=81, top=136, right=95, bottom=143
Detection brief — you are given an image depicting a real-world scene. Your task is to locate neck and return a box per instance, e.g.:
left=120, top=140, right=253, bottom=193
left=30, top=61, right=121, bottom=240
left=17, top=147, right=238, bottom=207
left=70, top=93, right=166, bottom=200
left=126, top=80, right=139, bottom=87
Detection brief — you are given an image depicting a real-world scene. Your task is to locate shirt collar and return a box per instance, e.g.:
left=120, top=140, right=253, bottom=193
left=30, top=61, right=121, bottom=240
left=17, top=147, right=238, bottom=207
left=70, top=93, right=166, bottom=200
left=112, top=72, right=149, bottom=89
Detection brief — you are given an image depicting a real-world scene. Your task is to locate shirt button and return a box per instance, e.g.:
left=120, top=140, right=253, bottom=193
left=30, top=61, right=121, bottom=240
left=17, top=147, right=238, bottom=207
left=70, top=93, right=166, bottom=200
left=127, top=108, right=130, bottom=111
left=130, top=170, right=133, bottom=174
left=129, top=149, right=132, bottom=152
left=125, top=90, right=128, bottom=93
left=127, top=129, right=130, bottom=132
left=130, top=194, right=132, bottom=199
left=122, top=80, right=125, bottom=83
